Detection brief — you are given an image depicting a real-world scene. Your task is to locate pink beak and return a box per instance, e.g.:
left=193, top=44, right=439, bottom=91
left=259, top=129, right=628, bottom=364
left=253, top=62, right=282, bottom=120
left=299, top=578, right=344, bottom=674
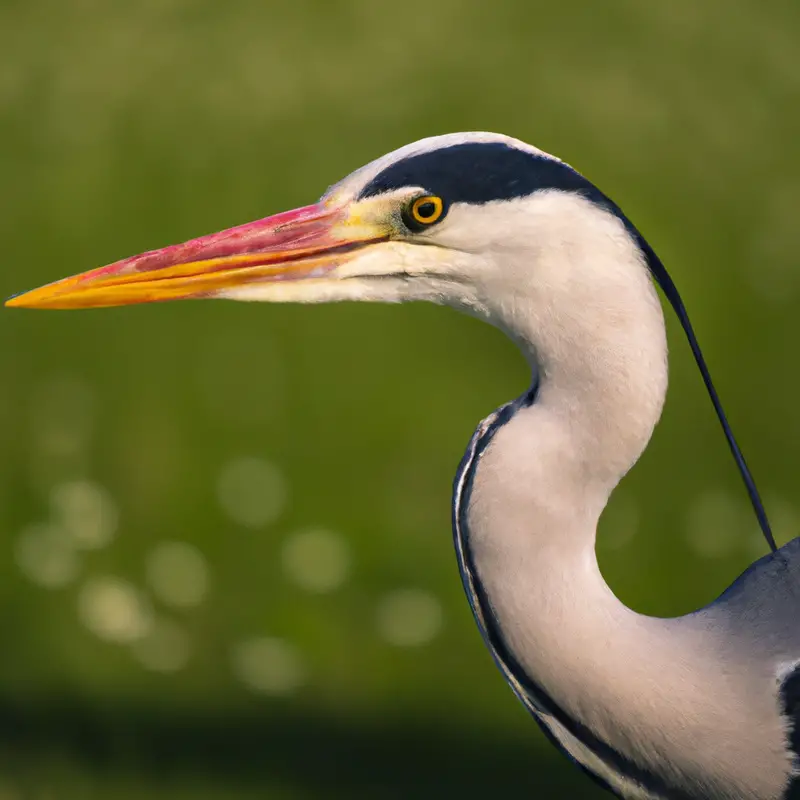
left=6, top=202, right=387, bottom=309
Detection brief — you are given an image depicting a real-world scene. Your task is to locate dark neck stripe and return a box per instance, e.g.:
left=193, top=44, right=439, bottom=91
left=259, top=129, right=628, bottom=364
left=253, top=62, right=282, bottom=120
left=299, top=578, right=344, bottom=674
left=780, top=667, right=800, bottom=799
left=452, top=388, right=694, bottom=800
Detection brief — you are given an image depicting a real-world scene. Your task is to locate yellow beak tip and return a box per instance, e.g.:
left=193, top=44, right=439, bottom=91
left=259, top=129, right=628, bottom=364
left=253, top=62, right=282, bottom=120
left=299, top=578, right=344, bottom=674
left=5, top=288, right=64, bottom=309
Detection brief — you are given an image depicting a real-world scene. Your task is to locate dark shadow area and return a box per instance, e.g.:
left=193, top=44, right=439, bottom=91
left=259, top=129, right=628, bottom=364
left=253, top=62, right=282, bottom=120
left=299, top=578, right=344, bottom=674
left=0, top=693, right=605, bottom=798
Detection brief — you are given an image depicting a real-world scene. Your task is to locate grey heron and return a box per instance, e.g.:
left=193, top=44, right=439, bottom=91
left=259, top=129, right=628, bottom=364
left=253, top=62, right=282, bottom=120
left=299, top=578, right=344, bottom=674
left=7, top=131, right=799, bottom=799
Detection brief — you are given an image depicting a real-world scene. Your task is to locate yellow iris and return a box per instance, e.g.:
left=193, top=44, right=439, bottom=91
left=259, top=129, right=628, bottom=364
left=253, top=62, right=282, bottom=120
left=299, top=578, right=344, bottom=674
left=410, top=196, right=444, bottom=226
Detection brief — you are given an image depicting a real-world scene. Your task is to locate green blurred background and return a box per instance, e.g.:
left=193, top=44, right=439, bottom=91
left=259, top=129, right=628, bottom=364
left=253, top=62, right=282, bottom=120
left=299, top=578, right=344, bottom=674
left=1, top=0, right=799, bottom=797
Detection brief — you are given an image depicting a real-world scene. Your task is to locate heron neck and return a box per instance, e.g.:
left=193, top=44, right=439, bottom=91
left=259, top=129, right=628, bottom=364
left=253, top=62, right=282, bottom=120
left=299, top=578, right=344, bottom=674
left=464, top=202, right=670, bottom=677
left=457, top=195, right=789, bottom=798
left=491, top=197, right=669, bottom=494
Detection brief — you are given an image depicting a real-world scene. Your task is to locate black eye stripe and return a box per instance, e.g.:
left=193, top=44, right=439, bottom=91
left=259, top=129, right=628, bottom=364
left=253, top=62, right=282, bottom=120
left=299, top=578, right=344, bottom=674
left=359, top=142, right=593, bottom=205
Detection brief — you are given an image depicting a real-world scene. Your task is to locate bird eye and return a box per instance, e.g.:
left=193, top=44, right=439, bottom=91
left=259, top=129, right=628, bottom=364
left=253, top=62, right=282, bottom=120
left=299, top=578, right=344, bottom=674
left=404, top=195, right=445, bottom=231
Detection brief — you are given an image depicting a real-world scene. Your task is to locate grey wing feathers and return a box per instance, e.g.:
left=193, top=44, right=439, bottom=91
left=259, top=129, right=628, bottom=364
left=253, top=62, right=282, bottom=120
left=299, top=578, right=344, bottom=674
left=703, top=536, right=800, bottom=655
left=702, top=537, right=800, bottom=800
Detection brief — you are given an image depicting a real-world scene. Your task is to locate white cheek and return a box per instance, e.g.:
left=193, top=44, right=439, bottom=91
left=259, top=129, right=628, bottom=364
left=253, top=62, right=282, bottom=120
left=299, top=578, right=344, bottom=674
left=215, top=281, right=353, bottom=304
left=333, top=242, right=413, bottom=278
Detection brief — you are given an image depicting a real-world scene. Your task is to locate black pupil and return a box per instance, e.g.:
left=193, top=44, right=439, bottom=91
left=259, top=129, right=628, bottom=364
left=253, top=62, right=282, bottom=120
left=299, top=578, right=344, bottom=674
left=416, top=201, right=436, bottom=219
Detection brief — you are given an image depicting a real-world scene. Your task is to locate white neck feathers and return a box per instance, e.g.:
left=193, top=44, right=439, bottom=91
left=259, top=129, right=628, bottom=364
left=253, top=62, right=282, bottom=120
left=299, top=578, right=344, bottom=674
left=476, top=191, right=669, bottom=490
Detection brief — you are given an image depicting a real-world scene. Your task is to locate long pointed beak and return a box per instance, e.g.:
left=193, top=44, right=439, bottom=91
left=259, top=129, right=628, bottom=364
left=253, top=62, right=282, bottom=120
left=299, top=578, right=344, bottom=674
left=6, top=203, right=387, bottom=310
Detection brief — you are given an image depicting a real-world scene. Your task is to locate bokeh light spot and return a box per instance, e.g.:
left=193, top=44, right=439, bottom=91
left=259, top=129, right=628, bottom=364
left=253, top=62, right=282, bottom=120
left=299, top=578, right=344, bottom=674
left=281, top=528, right=350, bottom=593
left=132, top=618, right=191, bottom=673
left=50, top=480, right=118, bottom=549
left=15, top=523, right=79, bottom=589
left=231, top=637, right=305, bottom=696
left=146, top=541, right=210, bottom=609
left=216, top=457, right=287, bottom=528
left=78, top=577, right=153, bottom=644
left=376, top=589, right=443, bottom=647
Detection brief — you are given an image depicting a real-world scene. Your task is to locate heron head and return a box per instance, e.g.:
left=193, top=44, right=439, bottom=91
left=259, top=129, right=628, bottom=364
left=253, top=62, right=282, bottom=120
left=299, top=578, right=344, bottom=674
left=6, top=132, right=610, bottom=317
left=7, top=132, right=777, bottom=554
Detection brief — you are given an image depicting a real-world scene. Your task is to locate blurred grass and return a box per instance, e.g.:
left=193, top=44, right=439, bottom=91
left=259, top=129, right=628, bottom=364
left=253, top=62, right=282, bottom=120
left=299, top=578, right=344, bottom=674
left=0, top=0, right=799, bottom=797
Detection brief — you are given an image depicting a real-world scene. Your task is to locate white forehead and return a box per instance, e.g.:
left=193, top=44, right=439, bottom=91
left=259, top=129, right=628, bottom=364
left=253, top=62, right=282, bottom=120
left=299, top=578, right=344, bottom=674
left=323, top=131, right=562, bottom=201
